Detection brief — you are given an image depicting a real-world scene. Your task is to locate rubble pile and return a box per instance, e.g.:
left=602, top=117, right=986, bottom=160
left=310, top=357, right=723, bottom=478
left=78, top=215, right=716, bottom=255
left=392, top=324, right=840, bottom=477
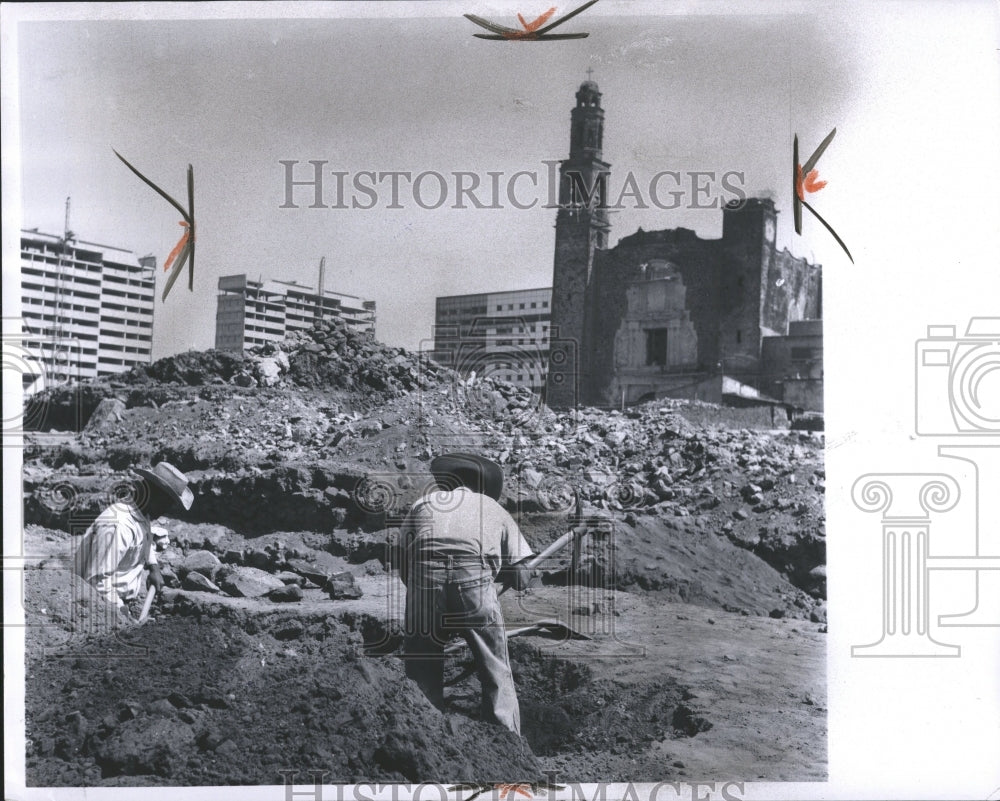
left=160, top=543, right=363, bottom=602
left=23, top=321, right=824, bottom=608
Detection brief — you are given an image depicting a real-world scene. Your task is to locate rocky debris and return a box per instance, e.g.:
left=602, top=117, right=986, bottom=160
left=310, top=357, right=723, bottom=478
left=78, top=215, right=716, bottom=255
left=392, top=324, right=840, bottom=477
left=22, top=315, right=824, bottom=609
left=284, top=557, right=333, bottom=587
left=217, top=566, right=285, bottom=598
left=182, top=572, right=221, bottom=593
left=83, top=397, right=126, bottom=432
left=268, top=584, right=304, bottom=603
left=92, top=716, right=196, bottom=777
left=326, top=572, right=363, bottom=600
left=176, top=550, right=222, bottom=581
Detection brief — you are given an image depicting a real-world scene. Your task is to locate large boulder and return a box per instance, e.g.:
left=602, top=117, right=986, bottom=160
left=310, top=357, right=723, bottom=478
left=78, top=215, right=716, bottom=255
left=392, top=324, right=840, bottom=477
left=182, top=571, right=221, bottom=593
left=218, top=566, right=285, bottom=598
left=176, top=550, right=222, bottom=581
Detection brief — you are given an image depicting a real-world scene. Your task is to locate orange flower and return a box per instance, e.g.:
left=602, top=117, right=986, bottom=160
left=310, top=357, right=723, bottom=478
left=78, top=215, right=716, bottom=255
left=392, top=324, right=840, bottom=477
left=517, top=7, right=556, bottom=32
left=163, top=221, right=192, bottom=273
left=496, top=784, right=533, bottom=799
left=795, top=164, right=827, bottom=201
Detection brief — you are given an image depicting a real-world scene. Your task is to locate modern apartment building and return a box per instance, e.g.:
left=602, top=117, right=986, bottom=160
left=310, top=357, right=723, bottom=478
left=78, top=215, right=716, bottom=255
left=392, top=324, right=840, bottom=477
left=215, top=274, right=376, bottom=352
left=20, top=229, right=156, bottom=384
left=432, top=287, right=552, bottom=393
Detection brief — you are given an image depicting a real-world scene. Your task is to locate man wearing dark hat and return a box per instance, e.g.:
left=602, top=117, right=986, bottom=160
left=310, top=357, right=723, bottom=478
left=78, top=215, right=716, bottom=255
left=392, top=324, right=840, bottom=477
left=74, top=461, right=193, bottom=615
left=399, top=453, right=534, bottom=734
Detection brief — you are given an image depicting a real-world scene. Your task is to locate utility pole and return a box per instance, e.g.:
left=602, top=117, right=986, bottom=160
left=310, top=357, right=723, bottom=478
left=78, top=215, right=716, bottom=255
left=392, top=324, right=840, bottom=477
left=317, top=256, right=326, bottom=321
left=51, top=197, right=74, bottom=383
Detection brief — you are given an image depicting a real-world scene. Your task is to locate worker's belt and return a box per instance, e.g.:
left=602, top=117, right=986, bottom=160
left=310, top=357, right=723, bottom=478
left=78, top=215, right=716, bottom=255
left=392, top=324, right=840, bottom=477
left=412, top=554, right=490, bottom=569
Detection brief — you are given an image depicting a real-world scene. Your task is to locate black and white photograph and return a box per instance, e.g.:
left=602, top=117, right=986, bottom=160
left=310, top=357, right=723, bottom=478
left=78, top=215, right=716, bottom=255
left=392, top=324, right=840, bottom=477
left=3, top=2, right=998, bottom=799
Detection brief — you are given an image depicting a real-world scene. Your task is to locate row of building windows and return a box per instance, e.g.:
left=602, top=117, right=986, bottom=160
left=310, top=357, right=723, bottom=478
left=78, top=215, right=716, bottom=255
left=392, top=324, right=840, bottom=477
left=24, top=290, right=102, bottom=304
left=103, top=273, right=154, bottom=286
left=495, top=338, right=549, bottom=346
left=100, top=344, right=151, bottom=354
left=496, top=301, right=548, bottom=311
left=22, top=266, right=102, bottom=286
left=23, top=298, right=99, bottom=314
left=24, top=313, right=99, bottom=329
left=22, top=253, right=103, bottom=272
left=99, top=329, right=152, bottom=342
left=103, top=287, right=155, bottom=302
left=100, top=315, right=151, bottom=327
left=492, top=324, right=548, bottom=335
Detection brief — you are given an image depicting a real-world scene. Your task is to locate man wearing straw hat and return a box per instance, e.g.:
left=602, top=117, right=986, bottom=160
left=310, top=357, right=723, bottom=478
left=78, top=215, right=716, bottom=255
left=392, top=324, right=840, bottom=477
left=74, top=461, right=193, bottom=615
left=399, top=453, right=534, bottom=734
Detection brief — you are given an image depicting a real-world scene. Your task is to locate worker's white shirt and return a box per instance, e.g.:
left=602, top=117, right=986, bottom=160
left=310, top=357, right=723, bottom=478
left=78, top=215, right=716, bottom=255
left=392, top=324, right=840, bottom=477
left=74, top=503, right=158, bottom=608
left=399, top=487, right=534, bottom=580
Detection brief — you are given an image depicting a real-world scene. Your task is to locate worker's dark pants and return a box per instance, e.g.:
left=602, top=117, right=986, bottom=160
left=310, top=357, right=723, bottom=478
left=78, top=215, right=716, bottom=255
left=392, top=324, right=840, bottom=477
left=404, top=562, right=520, bottom=734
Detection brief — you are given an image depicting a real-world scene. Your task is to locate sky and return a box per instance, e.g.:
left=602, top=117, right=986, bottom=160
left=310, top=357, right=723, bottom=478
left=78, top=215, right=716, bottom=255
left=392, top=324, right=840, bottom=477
left=12, top=4, right=855, bottom=358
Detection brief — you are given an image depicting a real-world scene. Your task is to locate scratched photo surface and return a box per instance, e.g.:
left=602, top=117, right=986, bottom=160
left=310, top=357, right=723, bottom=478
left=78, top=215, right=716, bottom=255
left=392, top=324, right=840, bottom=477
left=3, top=2, right=998, bottom=800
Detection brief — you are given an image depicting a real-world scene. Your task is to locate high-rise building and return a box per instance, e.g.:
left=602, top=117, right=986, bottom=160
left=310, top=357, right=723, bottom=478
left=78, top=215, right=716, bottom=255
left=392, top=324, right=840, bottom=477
left=432, top=288, right=552, bottom=394
left=214, top=274, right=376, bottom=352
left=20, top=229, right=156, bottom=384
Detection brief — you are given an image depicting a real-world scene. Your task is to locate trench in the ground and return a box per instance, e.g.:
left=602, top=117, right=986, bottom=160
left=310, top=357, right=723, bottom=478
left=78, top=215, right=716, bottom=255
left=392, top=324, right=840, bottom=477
left=349, top=613, right=712, bottom=757
left=27, top=582, right=713, bottom=785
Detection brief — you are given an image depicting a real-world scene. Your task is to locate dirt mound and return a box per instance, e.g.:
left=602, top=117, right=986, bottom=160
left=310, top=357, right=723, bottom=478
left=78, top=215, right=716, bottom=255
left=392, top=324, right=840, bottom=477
left=24, top=591, right=541, bottom=786
left=502, top=642, right=705, bottom=757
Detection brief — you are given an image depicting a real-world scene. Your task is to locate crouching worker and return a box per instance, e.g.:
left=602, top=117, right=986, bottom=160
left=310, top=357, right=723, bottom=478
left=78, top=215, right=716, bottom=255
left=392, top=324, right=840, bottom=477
left=399, top=454, right=534, bottom=734
left=74, top=461, right=193, bottom=619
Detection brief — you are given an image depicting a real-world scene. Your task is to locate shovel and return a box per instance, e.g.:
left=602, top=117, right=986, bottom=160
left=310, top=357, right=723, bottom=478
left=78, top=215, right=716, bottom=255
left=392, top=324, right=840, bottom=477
left=443, top=618, right=592, bottom=685
left=137, top=585, right=157, bottom=624
left=444, top=618, right=592, bottom=655
left=497, top=491, right=586, bottom=597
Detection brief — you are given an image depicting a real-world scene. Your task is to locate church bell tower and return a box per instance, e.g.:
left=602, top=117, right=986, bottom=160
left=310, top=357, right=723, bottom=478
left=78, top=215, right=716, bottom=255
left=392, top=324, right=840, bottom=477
left=545, top=76, right=612, bottom=409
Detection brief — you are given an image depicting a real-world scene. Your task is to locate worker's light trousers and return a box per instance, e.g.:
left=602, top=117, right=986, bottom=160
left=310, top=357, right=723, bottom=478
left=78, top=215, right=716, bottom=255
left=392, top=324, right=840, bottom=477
left=404, top=560, right=521, bottom=735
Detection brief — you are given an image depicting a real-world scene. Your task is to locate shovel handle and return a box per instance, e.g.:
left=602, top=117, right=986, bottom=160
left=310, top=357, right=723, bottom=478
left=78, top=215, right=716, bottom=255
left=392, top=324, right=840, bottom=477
left=497, top=527, right=581, bottom=596
left=138, top=585, right=157, bottom=623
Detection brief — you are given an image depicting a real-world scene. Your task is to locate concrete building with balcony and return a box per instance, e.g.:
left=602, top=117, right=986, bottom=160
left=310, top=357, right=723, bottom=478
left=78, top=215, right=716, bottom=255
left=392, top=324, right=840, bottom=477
left=214, top=274, right=376, bottom=352
left=432, top=288, right=552, bottom=394
left=20, top=229, right=156, bottom=384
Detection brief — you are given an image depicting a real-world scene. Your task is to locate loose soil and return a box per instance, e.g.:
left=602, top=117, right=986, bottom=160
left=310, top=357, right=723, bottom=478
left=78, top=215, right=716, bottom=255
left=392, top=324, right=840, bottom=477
left=21, top=524, right=825, bottom=786
left=18, top=324, right=826, bottom=785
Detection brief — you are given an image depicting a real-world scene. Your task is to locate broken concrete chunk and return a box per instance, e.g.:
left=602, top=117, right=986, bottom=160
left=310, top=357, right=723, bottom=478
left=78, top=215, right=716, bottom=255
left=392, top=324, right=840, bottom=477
left=177, top=550, right=222, bottom=581
left=84, top=397, right=127, bottom=432
left=325, top=571, right=363, bottom=600
left=285, top=558, right=330, bottom=587
left=218, top=566, right=285, bottom=598
left=182, top=571, right=221, bottom=593
left=268, top=583, right=304, bottom=603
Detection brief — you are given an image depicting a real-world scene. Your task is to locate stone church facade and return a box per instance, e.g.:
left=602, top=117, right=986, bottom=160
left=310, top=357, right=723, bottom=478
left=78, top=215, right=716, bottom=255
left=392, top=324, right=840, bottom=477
left=545, top=80, right=823, bottom=409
